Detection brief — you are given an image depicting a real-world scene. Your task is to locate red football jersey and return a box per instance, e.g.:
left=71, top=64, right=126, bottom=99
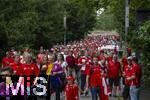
left=122, top=56, right=128, bottom=71
left=124, top=65, right=136, bottom=86
left=10, top=62, right=22, bottom=75
left=108, top=60, right=121, bottom=78
left=65, top=83, right=79, bottom=100
left=21, top=63, right=36, bottom=75
left=2, top=57, right=14, bottom=67
left=87, top=65, right=102, bottom=87
left=31, top=63, right=40, bottom=76
left=78, top=56, right=91, bottom=74
left=133, top=63, right=142, bottom=86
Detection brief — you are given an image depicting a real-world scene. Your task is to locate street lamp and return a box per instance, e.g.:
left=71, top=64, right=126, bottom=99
left=64, top=15, right=67, bottom=45
left=125, top=0, right=129, bottom=54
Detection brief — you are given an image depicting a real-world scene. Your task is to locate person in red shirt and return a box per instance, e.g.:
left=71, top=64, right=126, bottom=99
left=131, top=54, right=142, bottom=100
left=106, top=52, right=113, bottom=62
left=9, top=54, right=22, bottom=75
left=99, top=58, right=110, bottom=100
left=122, top=56, right=128, bottom=71
left=127, top=47, right=132, bottom=57
left=66, top=50, right=76, bottom=77
left=77, top=51, right=86, bottom=96
left=85, top=57, right=102, bottom=100
left=107, top=54, right=121, bottom=97
left=65, top=76, right=81, bottom=100
left=21, top=55, right=39, bottom=75
left=78, top=51, right=91, bottom=96
left=114, top=45, right=118, bottom=55
left=30, top=63, right=40, bottom=76
left=37, top=53, right=44, bottom=65
left=122, top=56, right=137, bottom=100
left=21, top=63, right=33, bottom=76
left=98, top=50, right=106, bottom=61
left=2, top=52, right=14, bottom=68
left=132, top=59, right=142, bottom=87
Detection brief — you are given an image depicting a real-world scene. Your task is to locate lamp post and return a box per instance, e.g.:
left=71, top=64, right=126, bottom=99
left=125, top=0, right=129, bottom=54
left=64, top=15, right=67, bottom=45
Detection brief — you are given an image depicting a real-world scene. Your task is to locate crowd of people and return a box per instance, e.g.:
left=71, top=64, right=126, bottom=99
left=0, top=35, right=142, bottom=100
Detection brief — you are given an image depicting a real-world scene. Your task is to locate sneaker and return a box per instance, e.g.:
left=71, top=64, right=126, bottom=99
left=85, top=91, right=89, bottom=96
left=80, top=93, right=84, bottom=97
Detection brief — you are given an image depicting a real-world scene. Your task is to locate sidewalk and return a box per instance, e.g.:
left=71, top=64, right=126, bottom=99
left=140, top=88, right=150, bottom=100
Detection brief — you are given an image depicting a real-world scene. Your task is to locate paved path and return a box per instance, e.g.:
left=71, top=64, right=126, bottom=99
left=37, top=88, right=150, bottom=100
left=37, top=96, right=119, bottom=100
left=38, top=93, right=122, bottom=100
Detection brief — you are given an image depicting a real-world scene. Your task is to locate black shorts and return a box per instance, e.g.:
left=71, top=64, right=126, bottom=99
left=109, top=77, right=120, bottom=87
left=122, top=85, right=130, bottom=99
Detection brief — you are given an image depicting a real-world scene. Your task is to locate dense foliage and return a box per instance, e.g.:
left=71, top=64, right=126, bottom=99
left=95, top=0, right=150, bottom=86
left=132, top=21, right=150, bottom=87
left=94, top=10, right=115, bottom=31
left=0, top=0, right=97, bottom=50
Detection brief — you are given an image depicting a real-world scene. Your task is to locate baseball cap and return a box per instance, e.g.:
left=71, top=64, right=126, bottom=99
left=127, top=56, right=133, bottom=60
left=67, top=76, right=74, bottom=81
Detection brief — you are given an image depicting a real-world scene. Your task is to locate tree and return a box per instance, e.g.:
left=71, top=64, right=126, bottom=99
left=0, top=0, right=66, bottom=49
left=95, top=0, right=150, bottom=86
left=0, top=24, right=8, bottom=50
left=0, top=0, right=98, bottom=49
left=65, top=0, right=96, bottom=41
left=0, top=0, right=38, bottom=49
left=131, top=21, right=150, bottom=87
left=94, top=10, right=116, bottom=31
left=34, top=0, right=65, bottom=48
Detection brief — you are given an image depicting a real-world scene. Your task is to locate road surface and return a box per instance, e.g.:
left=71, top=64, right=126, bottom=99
left=36, top=88, right=150, bottom=100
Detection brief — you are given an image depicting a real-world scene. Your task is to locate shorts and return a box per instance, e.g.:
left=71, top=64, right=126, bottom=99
left=109, top=77, right=120, bottom=87
left=122, top=85, right=130, bottom=99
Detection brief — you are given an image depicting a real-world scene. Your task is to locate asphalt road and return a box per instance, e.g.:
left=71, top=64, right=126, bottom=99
left=37, top=88, right=150, bottom=100
left=37, top=94, right=122, bottom=100
left=37, top=96, right=121, bottom=100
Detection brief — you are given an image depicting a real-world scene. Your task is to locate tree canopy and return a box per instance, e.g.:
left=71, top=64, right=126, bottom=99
left=94, top=0, right=150, bottom=86
left=0, top=0, right=97, bottom=50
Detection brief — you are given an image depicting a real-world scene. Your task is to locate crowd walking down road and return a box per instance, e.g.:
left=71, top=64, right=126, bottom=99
left=0, top=34, right=142, bottom=100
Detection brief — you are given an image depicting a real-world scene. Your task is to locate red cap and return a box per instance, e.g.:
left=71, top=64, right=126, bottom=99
left=67, top=76, right=74, bottom=81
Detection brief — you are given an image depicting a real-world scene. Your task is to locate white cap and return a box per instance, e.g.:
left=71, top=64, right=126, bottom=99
left=127, top=56, right=133, bottom=60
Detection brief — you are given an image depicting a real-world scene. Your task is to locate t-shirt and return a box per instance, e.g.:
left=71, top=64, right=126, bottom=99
left=10, top=62, right=22, bottom=75
left=66, top=56, right=76, bottom=68
left=122, top=57, right=128, bottom=71
left=31, top=63, right=40, bottom=76
left=124, top=65, right=136, bottom=86
left=107, top=56, right=112, bottom=62
left=65, top=83, right=79, bottom=100
left=37, top=53, right=44, bottom=64
left=51, top=63, right=63, bottom=74
left=21, top=63, right=37, bottom=75
left=78, top=56, right=91, bottom=74
left=2, top=57, right=14, bottom=67
left=98, top=55, right=106, bottom=61
left=133, top=63, right=142, bottom=86
left=108, top=60, right=121, bottom=78
left=87, top=65, right=102, bottom=87
left=55, top=61, right=68, bottom=68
